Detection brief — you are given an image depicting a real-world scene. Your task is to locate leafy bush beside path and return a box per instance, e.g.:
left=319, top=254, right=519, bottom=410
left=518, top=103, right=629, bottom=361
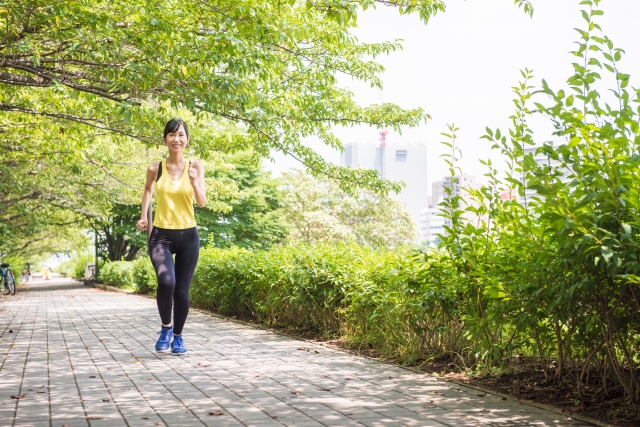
left=133, top=243, right=467, bottom=364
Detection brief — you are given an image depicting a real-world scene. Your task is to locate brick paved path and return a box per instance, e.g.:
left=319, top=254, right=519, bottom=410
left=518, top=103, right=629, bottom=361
left=0, top=277, right=594, bottom=427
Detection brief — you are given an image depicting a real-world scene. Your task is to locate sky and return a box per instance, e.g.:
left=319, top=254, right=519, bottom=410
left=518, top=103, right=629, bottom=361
left=265, top=0, right=640, bottom=193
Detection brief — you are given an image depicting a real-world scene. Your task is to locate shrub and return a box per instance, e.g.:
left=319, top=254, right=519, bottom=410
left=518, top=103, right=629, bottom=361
left=99, top=261, right=135, bottom=289
left=57, top=252, right=94, bottom=279
left=185, top=243, right=467, bottom=364
left=132, top=257, right=156, bottom=295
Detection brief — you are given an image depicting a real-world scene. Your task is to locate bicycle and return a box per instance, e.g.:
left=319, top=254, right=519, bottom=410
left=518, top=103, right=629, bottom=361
left=1, top=263, right=16, bottom=296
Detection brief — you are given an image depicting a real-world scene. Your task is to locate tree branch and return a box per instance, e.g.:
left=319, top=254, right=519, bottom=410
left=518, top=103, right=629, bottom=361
left=0, top=71, right=51, bottom=86
left=0, top=103, right=158, bottom=145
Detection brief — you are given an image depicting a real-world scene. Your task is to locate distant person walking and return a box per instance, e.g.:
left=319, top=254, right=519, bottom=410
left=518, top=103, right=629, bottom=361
left=136, top=119, right=206, bottom=354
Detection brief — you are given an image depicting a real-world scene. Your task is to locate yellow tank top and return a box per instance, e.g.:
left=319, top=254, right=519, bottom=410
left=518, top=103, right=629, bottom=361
left=153, top=160, right=197, bottom=229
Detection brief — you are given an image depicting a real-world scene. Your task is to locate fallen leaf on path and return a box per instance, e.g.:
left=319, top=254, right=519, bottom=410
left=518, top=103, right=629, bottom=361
left=477, top=394, right=486, bottom=397
left=142, top=417, right=149, bottom=420
left=62, top=424, right=68, bottom=426
left=209, top=411, right=224, bottom=416
left=423, top=404, right=437, bottom=408
left=501, top=397, right=507, bottom=400
left=317, top=388, right=330, bottom=391
left=8, top=330, right=13, bottom=333
left=320, top=374, right=330, bottom=378
left=314, top=350, right=319, bottom=354
left=36, top=391, right=45, bottom=394
left=145, top=378, right=154, bottom=380
left=86, top=417, right=103, bottom=420
left=345, top=377, right=354, bottom=381
left=102, top=399, right=110, bottom=402
left=11, top=394, right=26, bottom=399
left=253, top=375, right=259, bottom=378
left=290, top=390, right=301, bottom=394
left=297, top=347, right=305, bottom=350
left=89, top=376, right=96, bottom=378
left=240, top=390, right=251, bottom=393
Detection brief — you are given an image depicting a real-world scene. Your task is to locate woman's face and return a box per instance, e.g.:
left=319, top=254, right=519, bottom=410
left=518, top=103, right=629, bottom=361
left=164, top=124, right=189, bottom=154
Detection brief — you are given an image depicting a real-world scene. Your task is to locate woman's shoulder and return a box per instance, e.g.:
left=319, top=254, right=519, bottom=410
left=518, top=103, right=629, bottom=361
left=147, top=161, right=162, bottom=173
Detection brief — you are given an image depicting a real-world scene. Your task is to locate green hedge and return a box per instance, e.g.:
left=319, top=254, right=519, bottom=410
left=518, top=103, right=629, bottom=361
left=132, top=257, right=156, bottom=295
left=57, top=252, right=94, bottom=279
left=133, top=243, right=465, bottom=364
left=100, top=261, right=135, bottom=289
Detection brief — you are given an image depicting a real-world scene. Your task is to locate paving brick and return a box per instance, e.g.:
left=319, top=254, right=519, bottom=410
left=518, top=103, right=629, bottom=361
left=0, top=277, right=598, bottom=427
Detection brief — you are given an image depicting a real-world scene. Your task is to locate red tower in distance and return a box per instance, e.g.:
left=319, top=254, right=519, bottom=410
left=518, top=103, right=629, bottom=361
left=379, top=129, right=389, bottom=179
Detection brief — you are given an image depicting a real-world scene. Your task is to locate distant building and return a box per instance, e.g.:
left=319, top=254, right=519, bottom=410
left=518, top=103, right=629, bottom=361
left=341, top=139, right=428, bottom=227
left=517, top=145, right=568, bottom=207
left=431, top=174, right=479, bottom=208
left=419, top=207, right=445, bottom=247
left=424, top=174, right=480, bottom=242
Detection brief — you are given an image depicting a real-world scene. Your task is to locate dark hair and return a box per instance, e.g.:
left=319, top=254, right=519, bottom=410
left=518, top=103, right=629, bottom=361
left=163, top=118, right=189, bottom=139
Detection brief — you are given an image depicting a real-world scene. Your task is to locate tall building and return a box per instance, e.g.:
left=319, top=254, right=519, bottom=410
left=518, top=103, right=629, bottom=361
left=341, top=139, right=428, bottom=226
left=419, top=207, right=445, bottom=248
left=423, top=174, right=480, bottom=244
left=518, top=145, right=568, bottom=207
left=431, top=174, right=479, bottom=208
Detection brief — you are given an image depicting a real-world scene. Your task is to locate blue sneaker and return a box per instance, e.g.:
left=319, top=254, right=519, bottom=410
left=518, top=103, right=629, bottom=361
left=171, top=335, right=187, bottom=354
left=155, top=326, right=173, bottom=351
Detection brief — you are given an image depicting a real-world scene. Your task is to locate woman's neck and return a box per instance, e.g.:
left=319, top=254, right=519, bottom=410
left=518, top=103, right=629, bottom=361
left=166, top=152, right=185, bottom=166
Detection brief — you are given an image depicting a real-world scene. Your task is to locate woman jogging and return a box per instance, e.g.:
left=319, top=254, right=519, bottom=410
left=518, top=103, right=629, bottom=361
left=136, top=119, right=206, bottom=354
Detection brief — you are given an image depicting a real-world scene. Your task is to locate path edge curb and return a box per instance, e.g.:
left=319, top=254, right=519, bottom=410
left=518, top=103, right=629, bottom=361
left=92, top=283, right=134, bottom=294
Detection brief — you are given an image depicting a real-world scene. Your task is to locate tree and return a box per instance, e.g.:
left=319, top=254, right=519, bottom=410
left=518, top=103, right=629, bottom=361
left=196, top=151, right=288, bottom=249
left=0, top=0, right=531, bottom=257
left=88, top=202, right=147, bottom=261
left=281, top=169, right=417, bottom=247
left=1, top=0, right=532, bottom=194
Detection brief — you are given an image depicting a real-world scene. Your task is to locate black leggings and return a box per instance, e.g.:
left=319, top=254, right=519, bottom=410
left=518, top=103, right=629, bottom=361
left=148, top=227, right=200, bottom=335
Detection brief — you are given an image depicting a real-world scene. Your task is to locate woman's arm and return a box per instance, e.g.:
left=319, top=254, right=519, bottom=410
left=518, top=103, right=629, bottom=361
left=188, top=161, right=207, bottom=208
left=136, top=162, right=160, bottom=231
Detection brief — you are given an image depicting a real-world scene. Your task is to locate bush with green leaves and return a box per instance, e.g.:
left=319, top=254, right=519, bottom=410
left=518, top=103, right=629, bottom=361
left=132, top=257, right=156, bottom=295
left=136, top=243, right=467, bottom=364
left=438, top=0, right=640, bottom=405
left=99, top=261, right=135, bottom=289
left=56, top=252, right=94, bottom=279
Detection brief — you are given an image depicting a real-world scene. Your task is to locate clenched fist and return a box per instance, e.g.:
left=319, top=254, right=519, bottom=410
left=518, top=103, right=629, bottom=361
left=136, top=218, right=148, bottom=231
left=188, top=164, right=198, bottom=182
